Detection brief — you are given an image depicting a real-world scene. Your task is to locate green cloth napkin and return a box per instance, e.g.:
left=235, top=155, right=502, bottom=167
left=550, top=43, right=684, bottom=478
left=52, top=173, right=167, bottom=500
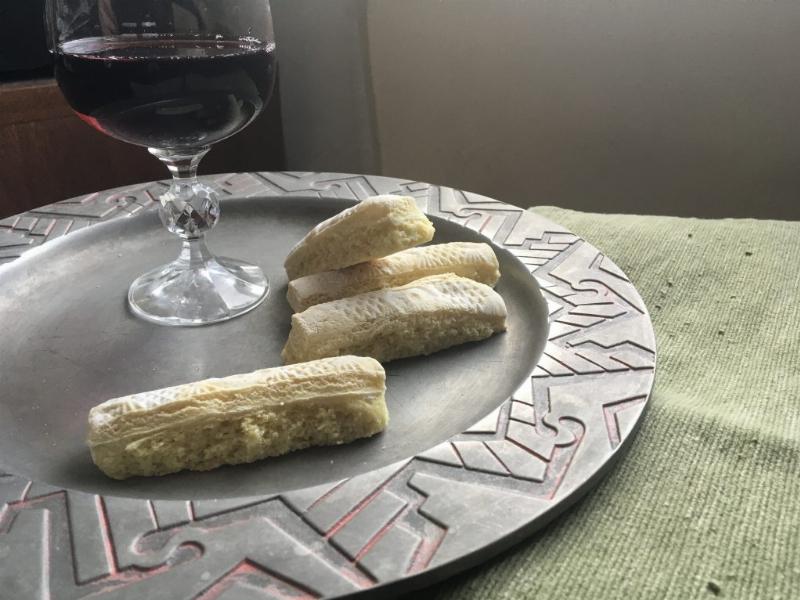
left=427, top=208, right=800, bottom=599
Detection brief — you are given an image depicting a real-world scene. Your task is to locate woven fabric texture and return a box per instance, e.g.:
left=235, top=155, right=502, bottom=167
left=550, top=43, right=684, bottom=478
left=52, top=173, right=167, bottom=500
left=427, top=208, right=800, bottom=599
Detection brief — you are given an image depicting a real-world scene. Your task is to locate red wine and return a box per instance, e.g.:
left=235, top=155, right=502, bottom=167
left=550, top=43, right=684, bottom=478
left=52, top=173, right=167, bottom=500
left=54, top=36, right=276, bottom=149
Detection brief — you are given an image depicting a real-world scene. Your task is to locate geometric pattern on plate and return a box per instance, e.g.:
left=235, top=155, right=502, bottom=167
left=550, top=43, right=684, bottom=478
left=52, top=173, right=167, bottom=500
left=0, top=172, right=656, bottom=599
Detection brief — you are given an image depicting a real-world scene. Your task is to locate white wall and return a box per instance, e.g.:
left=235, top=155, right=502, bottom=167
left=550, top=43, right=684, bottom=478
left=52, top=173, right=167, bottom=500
left=274, top=0, right=800, bottom=218
left=271, top=0, right=379, bottom=174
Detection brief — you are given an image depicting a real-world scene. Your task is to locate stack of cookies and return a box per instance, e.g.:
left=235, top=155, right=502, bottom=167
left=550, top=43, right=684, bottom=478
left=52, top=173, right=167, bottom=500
left=282, top=194, right=508, bottom=364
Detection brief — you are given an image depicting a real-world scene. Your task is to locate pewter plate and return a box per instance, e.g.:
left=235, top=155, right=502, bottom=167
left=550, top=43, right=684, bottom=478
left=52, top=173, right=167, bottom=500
left=0, top=173, right=656, bottom=599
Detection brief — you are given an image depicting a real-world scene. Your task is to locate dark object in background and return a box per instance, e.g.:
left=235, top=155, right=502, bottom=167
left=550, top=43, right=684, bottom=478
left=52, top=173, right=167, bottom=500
left=0, top=76, right=286, bottom=219
left=0, top=0, right=52, bottom=81
left=0, top=78, right=286, bottom=218
left=0, top=1, right=286, bottom=218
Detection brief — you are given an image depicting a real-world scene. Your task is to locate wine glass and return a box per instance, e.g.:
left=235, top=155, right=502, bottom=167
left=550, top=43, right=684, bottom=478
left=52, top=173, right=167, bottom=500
left=47, top=0, right=277, bottom=326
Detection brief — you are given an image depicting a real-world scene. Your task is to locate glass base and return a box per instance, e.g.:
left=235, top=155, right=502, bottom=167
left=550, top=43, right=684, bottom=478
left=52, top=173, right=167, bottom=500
left=128, top=255, right=269, bottom=327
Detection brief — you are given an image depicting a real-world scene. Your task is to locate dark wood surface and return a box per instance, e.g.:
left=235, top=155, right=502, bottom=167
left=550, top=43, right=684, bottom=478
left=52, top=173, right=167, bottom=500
left=0, top=78, right=286, bottom=219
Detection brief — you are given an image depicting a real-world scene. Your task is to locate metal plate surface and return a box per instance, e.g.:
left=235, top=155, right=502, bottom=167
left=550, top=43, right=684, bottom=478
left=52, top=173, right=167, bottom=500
left=0, top=173, right=656, bottom=599
left=0, top=196, right=548, bottom=500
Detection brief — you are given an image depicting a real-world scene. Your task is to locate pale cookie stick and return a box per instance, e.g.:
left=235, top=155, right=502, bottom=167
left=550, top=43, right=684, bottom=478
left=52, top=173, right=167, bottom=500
left=282, top=273, right=507, bottom=364
left=284, top=195, right=435, bottom=280
left=87, top=356, right=387, bottom=479
left=287, top=242, right=501, bottom=312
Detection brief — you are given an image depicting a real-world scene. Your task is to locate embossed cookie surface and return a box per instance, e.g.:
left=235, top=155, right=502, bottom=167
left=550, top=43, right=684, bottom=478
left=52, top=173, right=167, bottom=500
left=282, top=273, right=508, bottom=364
left=284, top=194, right=435, bottom=280
left=87, top=356, right=388, bottom=479
left=287, top=242, right=500, bottom=312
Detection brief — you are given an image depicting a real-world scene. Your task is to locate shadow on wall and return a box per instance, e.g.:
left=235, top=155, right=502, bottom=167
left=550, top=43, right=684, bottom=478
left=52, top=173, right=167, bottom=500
left=272, top=0, right=380, bottom=176
left=273, top=0, right=800, bottom=219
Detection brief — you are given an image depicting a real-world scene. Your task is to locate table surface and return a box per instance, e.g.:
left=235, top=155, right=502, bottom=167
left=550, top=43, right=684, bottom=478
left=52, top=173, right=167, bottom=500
left=1, top=175, right=796, bottom=599
left=0, top=179, right=800, bottom=600
left=425, top=206, right=800, bottom=600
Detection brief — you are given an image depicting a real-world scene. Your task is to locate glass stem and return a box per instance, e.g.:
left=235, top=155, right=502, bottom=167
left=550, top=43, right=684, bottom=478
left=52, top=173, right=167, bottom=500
left=157, top=147, right=206, bottom=174
left=128, top=146, right=268, bottom=326
left=149, top=147, right=220, bottom=241
left=178, top=236, right=214, bottom=269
